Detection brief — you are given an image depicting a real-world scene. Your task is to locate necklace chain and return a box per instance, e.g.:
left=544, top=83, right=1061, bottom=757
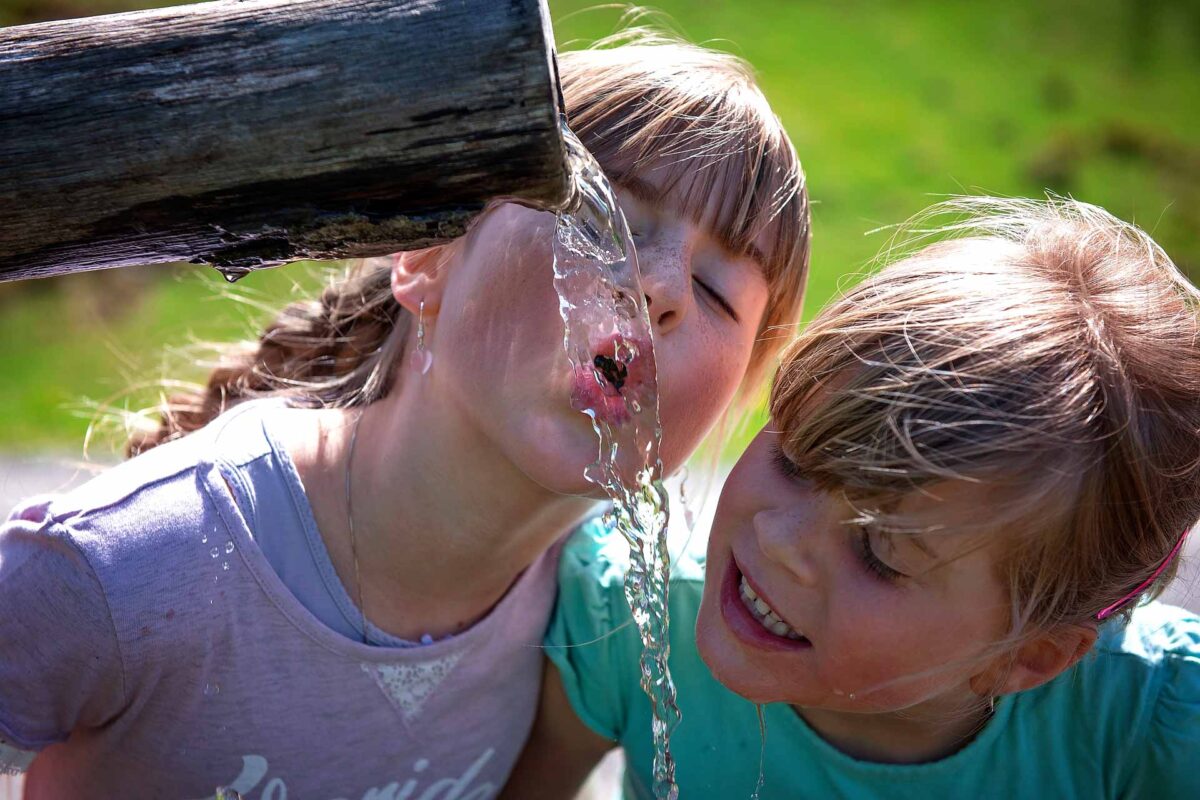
left=345, top=408, right=368, bottom=644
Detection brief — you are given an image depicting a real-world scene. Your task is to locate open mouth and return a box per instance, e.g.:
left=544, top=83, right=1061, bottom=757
left=570, top=334, right=652, bottom=426
left=721, top=557, right=812, bottom=651
left=738, top=575, right=805, bottom=640
left=592, top=353, right=629, bottom=391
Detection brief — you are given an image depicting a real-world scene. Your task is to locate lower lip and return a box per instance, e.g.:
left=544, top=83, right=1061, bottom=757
left=721, top=557, right=812, bottom=653
left=571, top=367, right=632, bottom=426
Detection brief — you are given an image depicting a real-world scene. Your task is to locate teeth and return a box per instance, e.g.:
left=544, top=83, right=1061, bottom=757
left=739, top=576, right=804, bottom=641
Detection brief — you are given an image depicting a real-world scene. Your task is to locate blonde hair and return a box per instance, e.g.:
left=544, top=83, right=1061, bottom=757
left=126, top=32, right=809, bottom=456
left=771, top=196, right=1200, bottom=641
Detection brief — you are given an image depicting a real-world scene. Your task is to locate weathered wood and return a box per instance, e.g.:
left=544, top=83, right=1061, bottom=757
left=0, top=0, right=570, bottom=282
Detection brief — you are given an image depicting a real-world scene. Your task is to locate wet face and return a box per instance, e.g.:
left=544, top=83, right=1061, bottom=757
left=423, top=181, right=769, bottom=496
left=696, top=427, right=1011, bottom=713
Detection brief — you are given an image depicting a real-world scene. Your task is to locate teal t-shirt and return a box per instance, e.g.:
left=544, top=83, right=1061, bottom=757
left=546, top=520, right=1200, bottom=799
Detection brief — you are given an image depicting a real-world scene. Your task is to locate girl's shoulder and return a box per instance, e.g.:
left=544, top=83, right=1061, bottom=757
left=1064, top=602, right=1200, bottom=796
left=548, top=515, right=707, bottom=744
left=17, top=399, right=281, bottom=554
left=559, top=513, right=707, bottom=592
left=0, top=400, right=289, bottom=641
left=1096, top=600, right=1200, bottom=663
left=1066, top=601, right=1200, bottom=726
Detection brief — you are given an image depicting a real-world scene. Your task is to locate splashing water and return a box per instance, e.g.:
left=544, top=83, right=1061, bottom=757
left=552, top=120, right=680, bottom=800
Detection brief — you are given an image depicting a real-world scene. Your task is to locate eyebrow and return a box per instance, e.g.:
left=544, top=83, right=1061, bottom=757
left=616, top=175, right=769, bottom=267
left=877, top=525, right=939, bottom=562
left=908, top=533, right=939, bottom=560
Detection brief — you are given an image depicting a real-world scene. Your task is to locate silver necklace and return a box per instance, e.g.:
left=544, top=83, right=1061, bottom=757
left=343, top=407, right=443, bottom=648
left=345, top=408, right=368, bottom=644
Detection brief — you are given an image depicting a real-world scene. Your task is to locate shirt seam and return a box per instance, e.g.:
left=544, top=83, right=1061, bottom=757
left=39, top=515, right=130, bottom=713
left=0, top=715, right=67, bottom=751
left=1117, top=648, right=1172, bottom=795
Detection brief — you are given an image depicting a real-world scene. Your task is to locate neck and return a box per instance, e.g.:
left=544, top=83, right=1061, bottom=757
left=794, top=694, right=994, bottom=765
left=291, top=387, right=598, bottom=642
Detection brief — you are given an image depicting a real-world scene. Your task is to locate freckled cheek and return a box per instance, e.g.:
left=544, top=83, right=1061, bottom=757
left=655, top=355, right=733, bottom=470
left=812, top=627, right=920, bottom=702
left=816, top=585, right=916, bottom=673
left=819, top=596, right=982, bottom=704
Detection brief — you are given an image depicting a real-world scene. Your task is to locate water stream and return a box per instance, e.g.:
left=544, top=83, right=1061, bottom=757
left=552, top=120, right=681, bottom=800
left=752, top=704, right=767, bottom=800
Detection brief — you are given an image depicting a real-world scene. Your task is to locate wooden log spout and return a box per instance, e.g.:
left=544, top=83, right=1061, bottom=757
left=0, top=0, right=571, bottom=282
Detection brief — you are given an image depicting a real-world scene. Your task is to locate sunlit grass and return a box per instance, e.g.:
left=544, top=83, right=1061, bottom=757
left=1, top=0, right=1197, bottom=455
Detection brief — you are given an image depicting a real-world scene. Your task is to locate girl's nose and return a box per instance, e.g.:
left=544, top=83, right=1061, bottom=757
left=754, top=509, right=821, bottom=588
left=638, top=227, right=693, bottom=336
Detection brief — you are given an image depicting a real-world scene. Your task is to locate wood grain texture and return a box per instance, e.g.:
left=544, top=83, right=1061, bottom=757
left=0, top=0, right=569, bottom=281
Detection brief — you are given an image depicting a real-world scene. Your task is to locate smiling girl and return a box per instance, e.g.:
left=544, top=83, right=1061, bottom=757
left=511, top=197, right=1200, bottom=798
left=0, top=35, right=809, bottom=798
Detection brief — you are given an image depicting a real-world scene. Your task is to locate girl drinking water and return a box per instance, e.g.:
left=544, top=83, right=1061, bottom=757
left=511, top=197, right=1200, bottom=798
left=0, top=36, right=810, bottom=798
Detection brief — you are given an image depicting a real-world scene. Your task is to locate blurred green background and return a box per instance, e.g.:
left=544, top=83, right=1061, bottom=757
left=2, top=0, right=1198, bottom=455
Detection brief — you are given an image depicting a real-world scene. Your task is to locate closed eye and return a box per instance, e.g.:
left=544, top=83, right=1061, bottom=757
left=770, top=443, right=806, bottom=481
left=855, top=527, right=908, bottom=583
left=694, top=276, right=739, bottom=321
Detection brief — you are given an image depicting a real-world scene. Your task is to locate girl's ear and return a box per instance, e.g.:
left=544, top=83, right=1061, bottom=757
left=974, top=624, right=1098, bottom=697
left=391, top=245, right=452, bottom=316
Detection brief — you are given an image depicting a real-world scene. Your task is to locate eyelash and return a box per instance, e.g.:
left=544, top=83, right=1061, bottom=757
left=694, top=277, right=739, bottom=321
left=770, top=445, right=906, bottom=583
left=856, top=527, right=904, bottom=583
left=771, top=443, right=805, bottom=480
left=626, top=217, right=739, bottom=322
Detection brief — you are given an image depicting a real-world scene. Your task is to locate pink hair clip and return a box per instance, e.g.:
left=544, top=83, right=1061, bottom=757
left=1096, top=528, right=1191, bottom=620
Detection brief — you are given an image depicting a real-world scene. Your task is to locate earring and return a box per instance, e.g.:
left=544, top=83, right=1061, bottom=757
left=412, top=298, right=433, bottom=375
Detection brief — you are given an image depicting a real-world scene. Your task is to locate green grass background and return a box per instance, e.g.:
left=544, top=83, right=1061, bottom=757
left=2, top=0, right=1198, bottom=455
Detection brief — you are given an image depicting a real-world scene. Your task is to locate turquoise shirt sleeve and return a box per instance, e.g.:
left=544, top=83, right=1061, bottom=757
left=1120, top=608, right=1200, bottom=795
left=543, top=519, right=640, bottom=742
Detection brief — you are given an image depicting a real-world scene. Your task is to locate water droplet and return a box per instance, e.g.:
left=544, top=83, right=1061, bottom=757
left=224, top=540, right=235, bottom=554
left=201, top=533, right=208, bottom=544
left=203, top=682, right=220, bottom=697
left=215, top=265, right=252, bottom=283
left=210, top=546, right=219, bottom=558
left=222, top=561, right=230, bottom=571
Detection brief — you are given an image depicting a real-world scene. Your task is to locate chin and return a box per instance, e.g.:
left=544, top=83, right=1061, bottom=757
left=695, top=601, right=779, bottom=705
left=514, top=433, right=610, bottom=498
left=524, top=459, right=603, bottom=498
left=697, top=637, right=782, bottom=705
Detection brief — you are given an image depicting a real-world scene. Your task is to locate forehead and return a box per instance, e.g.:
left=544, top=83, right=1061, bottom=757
left=614, top=163, right=771, bottom=267
left=874, top=478, right=1019, bottom=568
left=892, top=480, right=1006, bottom=528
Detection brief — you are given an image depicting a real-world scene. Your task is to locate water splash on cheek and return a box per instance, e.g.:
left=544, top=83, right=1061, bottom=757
left=552, top=119, right=680, bottom=800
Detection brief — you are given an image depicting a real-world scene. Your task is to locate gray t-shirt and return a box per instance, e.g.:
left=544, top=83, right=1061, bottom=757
left=0, top=400, right=563, bottom=799
left=228, top=401, right=446, bottom=648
